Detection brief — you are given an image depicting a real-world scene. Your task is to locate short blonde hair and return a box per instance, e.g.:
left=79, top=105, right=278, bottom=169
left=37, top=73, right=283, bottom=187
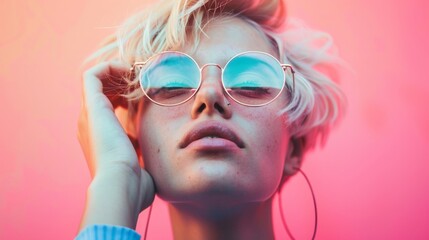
left=88, top=0, right=346, bottom=152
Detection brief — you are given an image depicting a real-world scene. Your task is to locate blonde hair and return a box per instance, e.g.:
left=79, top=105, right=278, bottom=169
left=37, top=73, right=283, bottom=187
left=88, top=0, right=346, bottom=152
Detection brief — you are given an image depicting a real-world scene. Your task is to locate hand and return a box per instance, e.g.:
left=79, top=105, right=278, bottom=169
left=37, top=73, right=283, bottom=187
left=77, top=61, right=155, bottom=230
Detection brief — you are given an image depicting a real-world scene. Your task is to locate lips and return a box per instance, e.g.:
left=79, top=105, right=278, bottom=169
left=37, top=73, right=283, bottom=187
left=179, top=121, right=245, bottom=149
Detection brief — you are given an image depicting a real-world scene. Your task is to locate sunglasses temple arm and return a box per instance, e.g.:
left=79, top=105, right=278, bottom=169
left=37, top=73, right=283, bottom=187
left=129, top=62, right=146, bottom=80
left=281, top=64, right=296, bottom=98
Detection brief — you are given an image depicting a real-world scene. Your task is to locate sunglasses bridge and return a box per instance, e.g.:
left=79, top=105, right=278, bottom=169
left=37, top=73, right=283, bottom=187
left=200, top=63, right=222, bottom=71
left=185, top=63, right=230, bottom=105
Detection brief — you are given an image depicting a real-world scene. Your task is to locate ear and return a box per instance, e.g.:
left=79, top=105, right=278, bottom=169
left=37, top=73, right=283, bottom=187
left=283, top=137, right=305, bottom=177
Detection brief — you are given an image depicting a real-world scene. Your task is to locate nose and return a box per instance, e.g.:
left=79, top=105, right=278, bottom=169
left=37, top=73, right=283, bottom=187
left=191, top=64, right=232, bottom=119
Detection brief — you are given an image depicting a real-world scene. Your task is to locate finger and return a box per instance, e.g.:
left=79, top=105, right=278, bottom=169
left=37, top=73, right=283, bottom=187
left=90, top=60, right=130, bottom=79
left=99, top=61, right=133, bottom=109
left=83, top=61, right=131, bottom=109
left=77, top=103, right=96, bottom=175
left=81, top=62, right=139, bottom=172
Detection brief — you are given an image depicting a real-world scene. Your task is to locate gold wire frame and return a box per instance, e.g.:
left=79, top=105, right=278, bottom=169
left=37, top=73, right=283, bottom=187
left=130, top=51, right=295, bottom=107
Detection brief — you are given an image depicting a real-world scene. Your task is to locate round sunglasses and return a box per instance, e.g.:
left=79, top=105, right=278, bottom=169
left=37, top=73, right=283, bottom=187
left=130, top=51, right=295, bottom=107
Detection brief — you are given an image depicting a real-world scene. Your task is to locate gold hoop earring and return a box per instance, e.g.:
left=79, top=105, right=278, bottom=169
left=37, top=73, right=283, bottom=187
left=278, top=168, right=318, bottom=240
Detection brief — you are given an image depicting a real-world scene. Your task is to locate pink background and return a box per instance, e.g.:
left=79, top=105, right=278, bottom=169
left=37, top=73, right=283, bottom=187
left=1, top=0, right=428, bottom=239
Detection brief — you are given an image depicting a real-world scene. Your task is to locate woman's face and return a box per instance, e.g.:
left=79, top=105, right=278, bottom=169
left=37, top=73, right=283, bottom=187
left=135, top=17, right=291, bottom=205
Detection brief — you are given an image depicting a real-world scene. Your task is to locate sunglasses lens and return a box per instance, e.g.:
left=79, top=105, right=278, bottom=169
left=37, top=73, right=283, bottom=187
left=223, top=52, right=285, bottom=106
left=140, top=52, right=200, bottom=105
left=139, top=51, right=290, bottom=106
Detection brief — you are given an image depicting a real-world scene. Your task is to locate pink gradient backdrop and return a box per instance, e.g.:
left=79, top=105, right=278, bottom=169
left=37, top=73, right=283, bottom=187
left=1, top=0, right=428, bottom=239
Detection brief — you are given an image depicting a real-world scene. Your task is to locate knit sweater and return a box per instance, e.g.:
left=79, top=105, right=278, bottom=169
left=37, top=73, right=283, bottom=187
left=75, top=224, right=141, bottom=240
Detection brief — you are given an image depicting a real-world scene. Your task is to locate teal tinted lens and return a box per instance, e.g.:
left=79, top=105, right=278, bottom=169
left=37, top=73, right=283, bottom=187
left=140, top=52, right=200, bottom=105
left=223, top=52, right=285, bottom=106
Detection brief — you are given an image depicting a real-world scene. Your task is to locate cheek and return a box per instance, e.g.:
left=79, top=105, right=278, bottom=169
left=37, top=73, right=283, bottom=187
left=136, top=105, right=188, bottom=184
left=241, top=107, right=288, bottom=147
left=239, top=107, right=289, bottom=191
left=137, top=116, right=162, bottom=173
left=138, top=104, right=185, bottom=150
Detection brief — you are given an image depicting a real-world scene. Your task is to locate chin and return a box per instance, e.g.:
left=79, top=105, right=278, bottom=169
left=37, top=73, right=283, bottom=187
left=157, top=161, right=277, bottom=204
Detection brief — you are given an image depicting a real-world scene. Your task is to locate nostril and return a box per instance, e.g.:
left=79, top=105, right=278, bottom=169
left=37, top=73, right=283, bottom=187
left=197, top=104, right=206, bottom=113
left=214, top=103, right=225, bottom=114
left=196, top=103, right=225, bottom=114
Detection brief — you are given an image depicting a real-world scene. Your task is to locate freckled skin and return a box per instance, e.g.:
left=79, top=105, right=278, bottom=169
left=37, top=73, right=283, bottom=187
left=134, top=17, right=291, bottom=207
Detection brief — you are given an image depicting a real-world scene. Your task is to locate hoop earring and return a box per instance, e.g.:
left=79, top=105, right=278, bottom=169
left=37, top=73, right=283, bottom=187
left=278, top=168, right=318, bottom=240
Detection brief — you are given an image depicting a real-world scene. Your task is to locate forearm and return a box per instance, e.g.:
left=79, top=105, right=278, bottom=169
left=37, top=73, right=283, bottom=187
left=78, top=172, right=141, bottom=231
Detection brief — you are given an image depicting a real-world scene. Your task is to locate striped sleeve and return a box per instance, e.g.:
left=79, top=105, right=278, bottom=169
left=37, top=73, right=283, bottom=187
left=75, top=224, right=141, bottom=240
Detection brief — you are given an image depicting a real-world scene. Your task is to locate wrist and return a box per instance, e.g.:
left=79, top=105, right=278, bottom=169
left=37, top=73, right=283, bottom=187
left=79, top=169, right=141, bottom=230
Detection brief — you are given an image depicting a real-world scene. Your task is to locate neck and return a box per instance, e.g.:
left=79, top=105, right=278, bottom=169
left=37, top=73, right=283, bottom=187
left=168, top=198, right=275, bottom=240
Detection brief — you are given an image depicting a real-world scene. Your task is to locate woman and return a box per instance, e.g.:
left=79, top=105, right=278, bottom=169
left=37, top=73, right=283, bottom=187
left=76, top=0, right=345, bottom=239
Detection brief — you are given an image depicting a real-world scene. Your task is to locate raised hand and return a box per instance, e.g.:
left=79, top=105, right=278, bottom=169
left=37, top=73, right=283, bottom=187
left=77, top=61, right=155, bottom=230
